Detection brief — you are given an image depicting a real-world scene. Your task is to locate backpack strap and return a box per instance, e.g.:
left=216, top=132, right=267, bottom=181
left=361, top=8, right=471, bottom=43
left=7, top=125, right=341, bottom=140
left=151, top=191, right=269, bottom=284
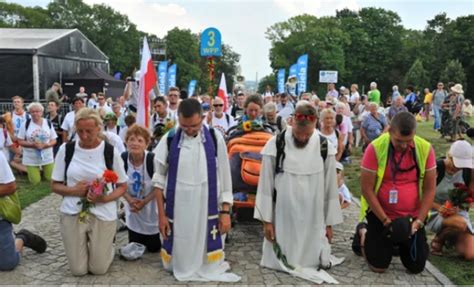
left=319, top=134, right=328, bottom=161
left=64, top=141, right=76, bottom=182
left=121, top=151, right=129, bottom=173
left=146, top=152, right=155, bottom=178
left=275, top=129, right=286, bottom=174
left=225, top=113, right=230, bottom=126
left=436, top=159, right=446, bottom=186
left=117, top=126, right=120, bottom=135
left=25, top=117, right=31, bottom=131
left=276, top=116, right=282, bottom=132
left=104, top=141, right=114, bottom=170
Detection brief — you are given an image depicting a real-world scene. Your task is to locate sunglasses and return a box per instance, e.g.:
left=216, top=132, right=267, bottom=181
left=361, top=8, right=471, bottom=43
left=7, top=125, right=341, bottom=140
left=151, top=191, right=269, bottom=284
left=294, top=113, right=316, bottom=122
left=213, top=104, right=223, bottom=107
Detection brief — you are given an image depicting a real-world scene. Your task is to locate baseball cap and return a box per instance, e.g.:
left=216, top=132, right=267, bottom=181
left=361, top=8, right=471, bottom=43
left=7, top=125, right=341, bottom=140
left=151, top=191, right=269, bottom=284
left=449, top=140, right=473, bottom=169
left=335, top=161, right=344, bottom=171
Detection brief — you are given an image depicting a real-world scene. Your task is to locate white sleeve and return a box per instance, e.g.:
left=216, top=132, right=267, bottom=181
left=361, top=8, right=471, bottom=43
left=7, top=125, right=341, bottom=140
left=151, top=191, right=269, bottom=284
left=61, top=114, right=70, bottom=131
left=324, top=154, right=343, bottom=226
left=152, top=135, right=169, bottom=190
left=112, top=148, right=128, bottom=184
left=49, top=122, right=58, bottom=140
left=51, top=144, right=66, bottom=182
left=0, top=152, right=15, bottom=184
left=254, top=154, right=276, bottom=223
left=216, top=132, right=233, bottom=205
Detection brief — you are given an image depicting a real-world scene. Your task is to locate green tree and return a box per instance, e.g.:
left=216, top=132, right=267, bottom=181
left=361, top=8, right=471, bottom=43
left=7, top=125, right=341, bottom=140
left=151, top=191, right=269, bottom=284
left=266, top=14, right=349, bottom=93
left=440, top=59, right=467, bottom=89
left=0, top=2, right=52, bottom=28
left=404, top=59, right=429, bottom=92
left=258, top=74, right=276, bottom=93
left=47, top=0, right=142, bottom=75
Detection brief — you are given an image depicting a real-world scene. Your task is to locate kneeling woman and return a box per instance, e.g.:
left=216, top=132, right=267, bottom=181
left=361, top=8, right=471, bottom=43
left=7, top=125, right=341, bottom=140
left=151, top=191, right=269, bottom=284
left=122, top=124, right=160, bottom=252
left=51, top=108, right=128, bottom=276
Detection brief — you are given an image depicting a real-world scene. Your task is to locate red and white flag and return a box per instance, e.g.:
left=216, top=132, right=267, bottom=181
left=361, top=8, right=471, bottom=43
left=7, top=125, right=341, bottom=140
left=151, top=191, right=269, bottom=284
left=137, top=37, right=157, bottom=128
left=217, top=73, right=229, bottom=112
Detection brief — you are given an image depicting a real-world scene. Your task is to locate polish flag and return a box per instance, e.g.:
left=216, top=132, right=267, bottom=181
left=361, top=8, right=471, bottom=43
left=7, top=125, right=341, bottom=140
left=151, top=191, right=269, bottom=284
left=217, top=73, right=229, bottom=112
left=137, top=37, right=157, bottom=128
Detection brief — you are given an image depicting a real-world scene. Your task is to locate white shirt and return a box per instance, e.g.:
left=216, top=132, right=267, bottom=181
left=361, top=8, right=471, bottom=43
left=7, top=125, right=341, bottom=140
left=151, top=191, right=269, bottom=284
left=87, top=98, right=97, bottom=109
left=338, top=183, right=352, bottom=203
left=17, top=119, right=57, bottom=166
left=104, top=131, right=126, bottom=154
left=211, top=112, right=236, bottom=136
left=119, top=126, right=128, bottom=143
left=124, top=152, right=159, bottom=235
left=96, top=104, right=113, bottom=114
left=0, top=152, right=14, bottom=184
left=51, top=141, right=128, bottom=221
left=0, top=128, right=13, bottom=159
left=61, top=111, right=76, bottom=140
left=12, top=110, right=28, bottom=138
left=349, top=92, right=360, bottom=103
left=167, top=107, right=178, bottom=122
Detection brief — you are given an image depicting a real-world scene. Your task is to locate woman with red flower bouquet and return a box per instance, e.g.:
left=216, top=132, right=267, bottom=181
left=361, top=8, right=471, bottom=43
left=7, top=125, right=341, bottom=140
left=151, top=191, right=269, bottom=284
left=427, top=140, right=474, bottom=260
left=51, top=108, right=128, bottom=276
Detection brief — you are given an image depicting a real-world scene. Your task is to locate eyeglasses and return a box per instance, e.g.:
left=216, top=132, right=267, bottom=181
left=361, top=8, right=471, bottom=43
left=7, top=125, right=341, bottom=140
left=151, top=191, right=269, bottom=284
left=294, top=113, right=316, bottom=122
left=213, top=104, right=223, bottom=107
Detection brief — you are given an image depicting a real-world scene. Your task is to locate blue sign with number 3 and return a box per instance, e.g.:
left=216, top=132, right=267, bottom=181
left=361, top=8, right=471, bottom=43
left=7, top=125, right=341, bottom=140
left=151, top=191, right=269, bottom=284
left=200, top=27, right=222, bottom=57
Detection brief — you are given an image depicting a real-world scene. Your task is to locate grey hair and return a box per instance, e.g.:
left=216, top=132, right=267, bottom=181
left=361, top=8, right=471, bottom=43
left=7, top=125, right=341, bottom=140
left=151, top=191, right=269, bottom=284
left=368, top=102, right=379, bottom=108
left=370, top=82, right=377, bottom=88
left=392, top=85, right=399, bottom=91
left=320, top=108, right=336, bottom=120
left=263, top=102, right=277, bottom=114
left=335, top=102, right=346, bottom=110
left=27, top=102, right=44, bottom=113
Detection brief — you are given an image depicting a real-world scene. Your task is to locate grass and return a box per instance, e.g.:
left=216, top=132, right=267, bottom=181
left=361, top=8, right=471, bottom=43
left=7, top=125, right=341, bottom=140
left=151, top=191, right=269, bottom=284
left=344, top=117, right=474, bottom=285
left=15, top=174, right=51, bottom=210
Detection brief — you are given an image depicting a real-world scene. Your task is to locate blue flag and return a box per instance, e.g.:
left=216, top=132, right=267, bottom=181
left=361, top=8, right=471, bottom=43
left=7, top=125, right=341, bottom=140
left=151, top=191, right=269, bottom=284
left=188, top=80, right=197, bottom=97
left=297, top=54, right=308, bottom=95
left=158, top=61, right=168, bottom=95
left=167, top=64, right=177, bottom=91
left=277, top=69, right=285, bottom=93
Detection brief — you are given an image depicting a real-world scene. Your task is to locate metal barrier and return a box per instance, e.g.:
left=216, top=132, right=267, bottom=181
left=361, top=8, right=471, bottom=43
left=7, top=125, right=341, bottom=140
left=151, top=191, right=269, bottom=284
left=0, top=101, right=71, bottom=115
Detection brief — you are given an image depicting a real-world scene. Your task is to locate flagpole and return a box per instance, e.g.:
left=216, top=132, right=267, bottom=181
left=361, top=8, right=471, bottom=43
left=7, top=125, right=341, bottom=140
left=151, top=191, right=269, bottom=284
left=208, top=56, right=215, bottom=97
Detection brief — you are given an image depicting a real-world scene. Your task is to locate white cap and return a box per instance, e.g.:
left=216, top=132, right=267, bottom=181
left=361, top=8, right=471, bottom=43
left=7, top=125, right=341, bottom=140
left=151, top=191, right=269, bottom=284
left=449, top=140, right=473, bottom=169
left=339, top=86, right=346, bottom=91
left=335, top=161, right=344, bottom=171
left=370, top=81, right=377, bottom=88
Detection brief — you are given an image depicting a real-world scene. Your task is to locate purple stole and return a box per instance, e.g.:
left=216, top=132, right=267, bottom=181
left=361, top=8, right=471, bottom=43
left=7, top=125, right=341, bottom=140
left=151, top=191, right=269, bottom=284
left=161, top=126, right=223, bottom=264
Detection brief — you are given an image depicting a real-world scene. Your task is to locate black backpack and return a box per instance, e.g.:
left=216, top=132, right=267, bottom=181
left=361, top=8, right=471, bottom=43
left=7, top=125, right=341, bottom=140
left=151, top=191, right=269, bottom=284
left=25, top=117, right=52, bottom=131
left=64, top=141, right=114, bottom=183
left=121, top=151, right=155, bottom=178
left=436, top=158, right=471, bottom=186
left=275, top=129, right=329, bottom=174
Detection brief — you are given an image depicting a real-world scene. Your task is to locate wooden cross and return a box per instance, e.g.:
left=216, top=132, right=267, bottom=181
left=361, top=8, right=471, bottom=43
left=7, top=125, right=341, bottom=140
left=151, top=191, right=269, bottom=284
left=210, top=225, right=218, bottom=240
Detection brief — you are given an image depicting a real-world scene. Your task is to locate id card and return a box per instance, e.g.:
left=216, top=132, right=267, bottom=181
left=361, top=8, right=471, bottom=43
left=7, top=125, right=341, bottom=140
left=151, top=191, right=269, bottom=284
left=389, top=189, right=398, bottom=204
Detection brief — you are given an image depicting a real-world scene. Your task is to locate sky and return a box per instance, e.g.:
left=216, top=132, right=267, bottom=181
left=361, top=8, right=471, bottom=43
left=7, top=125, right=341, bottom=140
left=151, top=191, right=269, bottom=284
left=11, top=0, right=474, bottom=81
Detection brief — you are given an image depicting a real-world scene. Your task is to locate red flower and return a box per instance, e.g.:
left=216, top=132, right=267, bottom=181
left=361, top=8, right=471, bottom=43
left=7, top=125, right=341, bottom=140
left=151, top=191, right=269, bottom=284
left=103, top=169, right=118, bottom=183
left=454, top=182, right=468, bottom=191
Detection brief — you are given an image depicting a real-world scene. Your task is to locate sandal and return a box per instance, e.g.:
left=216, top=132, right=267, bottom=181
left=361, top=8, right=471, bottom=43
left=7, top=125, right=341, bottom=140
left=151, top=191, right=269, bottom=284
left=351, top=222, right=368, bottom=256
left=430, top=236, right=443, bottom=256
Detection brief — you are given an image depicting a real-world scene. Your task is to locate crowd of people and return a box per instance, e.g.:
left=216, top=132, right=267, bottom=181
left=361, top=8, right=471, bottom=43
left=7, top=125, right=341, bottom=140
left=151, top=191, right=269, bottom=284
left=0, top=80, right=472, bottom=283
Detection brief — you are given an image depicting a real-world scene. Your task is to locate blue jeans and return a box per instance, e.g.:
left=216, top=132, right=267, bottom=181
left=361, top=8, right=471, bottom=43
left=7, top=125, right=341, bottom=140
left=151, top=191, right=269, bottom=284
left=433, top=105, right=441, bottom=130
left=0, top=220, right=20, bottom=271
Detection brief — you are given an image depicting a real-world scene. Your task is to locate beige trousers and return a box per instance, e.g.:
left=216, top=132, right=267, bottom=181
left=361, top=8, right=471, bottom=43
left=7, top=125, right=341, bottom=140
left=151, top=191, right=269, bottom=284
left=60, top=213, right=117, bottom=276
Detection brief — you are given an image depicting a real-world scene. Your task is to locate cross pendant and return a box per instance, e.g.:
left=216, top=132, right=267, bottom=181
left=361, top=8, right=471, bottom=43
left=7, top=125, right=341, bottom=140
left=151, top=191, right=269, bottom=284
left=210, top=225, right=218, bottom=240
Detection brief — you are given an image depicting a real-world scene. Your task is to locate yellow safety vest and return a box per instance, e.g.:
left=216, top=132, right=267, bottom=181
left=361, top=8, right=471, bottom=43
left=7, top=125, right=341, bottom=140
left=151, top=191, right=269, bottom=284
left=359, top=133, right=432, bottom=222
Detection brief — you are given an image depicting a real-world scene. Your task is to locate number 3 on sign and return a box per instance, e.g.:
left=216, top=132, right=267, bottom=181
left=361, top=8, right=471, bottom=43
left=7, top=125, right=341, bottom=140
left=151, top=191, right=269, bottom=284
left=207, top=31, right=215, bottom=47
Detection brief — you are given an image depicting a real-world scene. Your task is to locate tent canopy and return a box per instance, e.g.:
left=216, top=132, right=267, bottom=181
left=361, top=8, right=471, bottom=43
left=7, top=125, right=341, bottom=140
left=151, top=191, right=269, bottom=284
left=63, top=67, right=125, bottom=99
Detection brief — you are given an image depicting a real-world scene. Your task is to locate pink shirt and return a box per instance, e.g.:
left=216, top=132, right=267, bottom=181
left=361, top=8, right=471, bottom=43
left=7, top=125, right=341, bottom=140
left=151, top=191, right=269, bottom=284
left=361, top=143, right=436, bottom=219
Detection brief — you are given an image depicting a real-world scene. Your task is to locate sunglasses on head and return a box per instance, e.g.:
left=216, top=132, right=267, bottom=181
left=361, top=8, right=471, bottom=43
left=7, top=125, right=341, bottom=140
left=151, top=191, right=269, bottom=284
left=294, top=113, right=316, bottom=122
left=213, top=104, right=223, bottom=107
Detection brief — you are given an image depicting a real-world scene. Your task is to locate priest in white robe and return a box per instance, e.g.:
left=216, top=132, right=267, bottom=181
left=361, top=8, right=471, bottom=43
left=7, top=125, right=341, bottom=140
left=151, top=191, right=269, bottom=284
left=255, top=101, right=344, bottom=284
left=153, top=98, right=240, bottom=282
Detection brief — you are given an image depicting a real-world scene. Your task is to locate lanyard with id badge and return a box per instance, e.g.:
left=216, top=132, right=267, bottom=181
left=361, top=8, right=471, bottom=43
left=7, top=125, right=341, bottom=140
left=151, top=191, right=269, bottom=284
left=388, top=144, right=416, bottom=205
